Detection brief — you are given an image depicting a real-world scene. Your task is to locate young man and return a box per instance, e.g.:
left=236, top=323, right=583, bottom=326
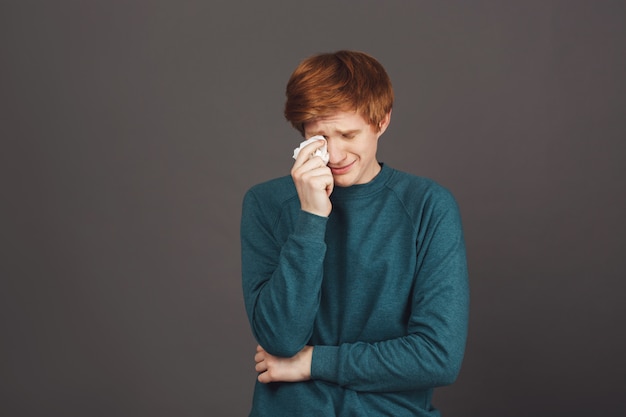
left=241, top=50, right=469, bottom=416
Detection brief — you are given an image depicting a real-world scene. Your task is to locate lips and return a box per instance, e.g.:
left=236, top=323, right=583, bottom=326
left=329, top=160, right=355, bottom=175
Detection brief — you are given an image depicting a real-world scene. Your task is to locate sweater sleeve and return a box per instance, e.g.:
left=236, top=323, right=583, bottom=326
left=241, top=188, right=328, bottom=357
left=311, top=191, right=469, bottom=392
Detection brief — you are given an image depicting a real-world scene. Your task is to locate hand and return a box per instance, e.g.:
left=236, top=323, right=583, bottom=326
left=291, top=141, right=333, bottom=217
left=254, top=345, right=313, bottom=384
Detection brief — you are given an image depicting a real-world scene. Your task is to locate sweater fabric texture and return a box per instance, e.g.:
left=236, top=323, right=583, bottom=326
left=241, top=164, right=469, bottom=417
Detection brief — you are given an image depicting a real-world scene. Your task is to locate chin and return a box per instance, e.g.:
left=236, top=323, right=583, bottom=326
left=333, top=177, right=355, bottom=188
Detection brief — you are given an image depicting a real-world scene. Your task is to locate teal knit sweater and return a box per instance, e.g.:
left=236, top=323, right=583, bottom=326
left=241, top=164, right=469, bottom=416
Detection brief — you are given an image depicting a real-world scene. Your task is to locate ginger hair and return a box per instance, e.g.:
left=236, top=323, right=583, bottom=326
left=284, top=50, right=394, bottom=135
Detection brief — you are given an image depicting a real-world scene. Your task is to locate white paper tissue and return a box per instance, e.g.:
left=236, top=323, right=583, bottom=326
left=292, top=135, right=329, bottom=165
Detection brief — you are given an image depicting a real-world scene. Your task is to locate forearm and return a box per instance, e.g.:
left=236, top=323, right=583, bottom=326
left=255, top=319, right=468, bottom=392
left=242, top=206, right=328, bottom=357
left=312, top=244, right=469, bottom=393
left=247, top=246, right=324, bottom=356
left=311, top=328, right=467, bottom=392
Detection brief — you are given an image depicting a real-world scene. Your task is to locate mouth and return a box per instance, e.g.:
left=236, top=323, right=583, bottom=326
left=329, top=160, right=356, bottom=176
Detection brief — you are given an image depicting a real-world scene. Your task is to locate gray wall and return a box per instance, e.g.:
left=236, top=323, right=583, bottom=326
left=2, top=1, right=625, bottom=416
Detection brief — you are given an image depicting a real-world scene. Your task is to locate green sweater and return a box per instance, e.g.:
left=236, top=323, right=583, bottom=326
left=241, top=164, right=469, bottom=416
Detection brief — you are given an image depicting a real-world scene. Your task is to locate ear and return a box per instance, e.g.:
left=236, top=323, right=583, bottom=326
left=377, top=110, right=392, bottom=136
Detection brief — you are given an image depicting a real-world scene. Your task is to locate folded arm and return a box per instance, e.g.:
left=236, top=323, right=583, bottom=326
left=241, top=189, right=328, bottom=357
left=251, top=195, right=469, bottom=392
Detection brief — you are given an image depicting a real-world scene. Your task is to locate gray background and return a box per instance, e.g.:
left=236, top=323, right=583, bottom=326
left=2, top=1, right=625, bottom=416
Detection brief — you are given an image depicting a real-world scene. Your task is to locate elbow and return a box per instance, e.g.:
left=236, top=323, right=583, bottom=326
left=256, top=330, right=306, bottom=358
left=252, top=321, right=312, bottom=358
left=433, top=352, right=464, bottom=387
left=436, top=365, right=461, bottom=387
left=258, top=338, right=307, bottom=358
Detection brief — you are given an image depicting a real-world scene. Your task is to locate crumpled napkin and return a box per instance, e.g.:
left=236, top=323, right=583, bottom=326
left=292, top=135, right=329, bottom=165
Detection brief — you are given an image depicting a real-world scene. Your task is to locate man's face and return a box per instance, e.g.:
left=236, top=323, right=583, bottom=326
left=303, top=110, right=390, bottom=188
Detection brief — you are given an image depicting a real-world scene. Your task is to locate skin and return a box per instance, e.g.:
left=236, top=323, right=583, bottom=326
left=254, top=109, right=392, bottom=384
left=290, top=109, right=391, bottom=217
left=254, top=345, right=313, bottom=384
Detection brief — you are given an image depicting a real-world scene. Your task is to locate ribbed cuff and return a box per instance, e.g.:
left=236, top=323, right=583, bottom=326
left=311, top=345, right=340, bottom=384
left=293, top=210, right=328, bottom=242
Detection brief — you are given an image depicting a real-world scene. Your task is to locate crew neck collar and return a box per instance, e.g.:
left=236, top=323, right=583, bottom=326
left=330, top=163, right=392, bottom=200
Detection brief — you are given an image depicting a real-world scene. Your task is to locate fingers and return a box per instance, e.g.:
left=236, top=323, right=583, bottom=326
left=254, top=345, right=271, bottom=383
left=257, top=371, right=271, bottom=384
left=325, top=176, right=334, bottom=197
left=291, top=149, right=333, bottom=216
left=291, top=152, right=330, bottom=191
left=292, top=150, right=332, bottom=188
left=253, top=345, right=314, bottom=384
left=297, top=165, right=332, bottom=187
left=255, top=360, right=267, bottom=373
left=292, top=154, right=329, bottom=180
left=292, top=140, right=327, bottom=169
left=255, top=345, right=265, bottom=364
left=254, top=346, right=267, bottom=378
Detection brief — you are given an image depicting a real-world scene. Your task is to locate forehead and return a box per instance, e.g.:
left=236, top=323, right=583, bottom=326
left=304, top=110, right=368, bottom=133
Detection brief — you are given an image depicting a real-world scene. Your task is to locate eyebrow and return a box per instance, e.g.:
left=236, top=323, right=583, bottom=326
left=339, top=129, right=360, bottom=136
left=310, top=129, right=361, bottom=136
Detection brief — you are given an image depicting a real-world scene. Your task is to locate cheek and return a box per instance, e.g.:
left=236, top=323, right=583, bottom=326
left=361, top=138, right=378, bottom=154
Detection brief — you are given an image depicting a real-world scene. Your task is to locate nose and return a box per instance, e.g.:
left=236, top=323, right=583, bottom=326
left=326, top=137, right=345, bottom=164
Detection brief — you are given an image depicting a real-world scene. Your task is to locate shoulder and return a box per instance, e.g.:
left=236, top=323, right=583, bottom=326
left=384, top=167, right=463, bottom=235
left=383, top=166, right=462, bottom=231
left=243, top=175, right=299, bottom=212
left=385, top=167, right=458, bottom=210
